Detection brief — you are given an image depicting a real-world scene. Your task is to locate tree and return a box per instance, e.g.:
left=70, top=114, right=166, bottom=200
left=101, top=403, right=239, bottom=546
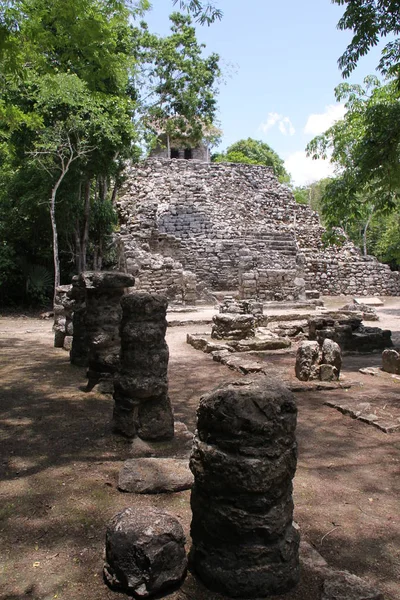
left=0, top=0, right=223, bottom=305
left=306, top=76, right=400, bottom=256
left=29, top=122, right=92, bottom=297
left=333, top=0, right=400, bottom=80
left=293, top=178, right=332, bottom=213
left=137, top=13, right=220, bottom=153
left=212, top=138, right=290, bottom=183
left=172, top=0, right=222, bottom=24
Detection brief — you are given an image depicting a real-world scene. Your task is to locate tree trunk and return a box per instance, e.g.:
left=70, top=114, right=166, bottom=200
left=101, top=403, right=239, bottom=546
left=50, top=187, right=60, bottom=303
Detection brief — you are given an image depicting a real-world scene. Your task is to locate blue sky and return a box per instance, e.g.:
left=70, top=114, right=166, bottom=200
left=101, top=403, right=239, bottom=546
left=145, top=0, right=387, bottom=185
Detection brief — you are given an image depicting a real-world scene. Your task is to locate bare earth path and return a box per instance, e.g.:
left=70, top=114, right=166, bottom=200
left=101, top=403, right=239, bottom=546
left=0, top=301, right=399, bottom=600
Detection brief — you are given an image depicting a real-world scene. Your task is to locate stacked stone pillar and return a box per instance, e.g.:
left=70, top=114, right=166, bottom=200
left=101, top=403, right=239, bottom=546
left=78, top=271, right=135, bottom=391
left=53, top=284, right=74, bottom=348
left=189, top=376, right=299, bottom=598
left=113, top=292, right=174, bottom=441
left=69, top=275, right=88, bottom=367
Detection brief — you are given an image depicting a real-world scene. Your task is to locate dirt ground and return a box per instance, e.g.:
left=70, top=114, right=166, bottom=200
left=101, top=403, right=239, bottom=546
left=0, top=298, right=399, bottom=600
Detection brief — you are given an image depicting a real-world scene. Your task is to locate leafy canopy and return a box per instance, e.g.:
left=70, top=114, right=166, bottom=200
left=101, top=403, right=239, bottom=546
left=333, top=0, right=400, bottom=80
left=212, top=138, right=290, bottom=183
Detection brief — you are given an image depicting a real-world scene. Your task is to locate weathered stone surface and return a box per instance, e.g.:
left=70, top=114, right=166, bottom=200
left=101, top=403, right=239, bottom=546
left=211, top=313, right=256, bottom=340
left=295, top=341, right=321, bottom=381
left=53, top=285, right=73, bottom=349
left=340, top=302, right=379, bottom=321
left=319, top=364, right=339, bottom=381
left=113, top=292, right=174, bottom=441
left=322, top=570, right=384, bottom=600
left=189, top=376, right=299, bottom=598
left=104, top=506, right=187, bottom=597
left=322, top=338, right=342, bottom=370
left=115, top=160, right=400, bottom=303
left=382, top=348, right=400, bottom=374
left=309, top=312, right=392, bottom=353
left=219, top=297, right=263, bottom=315
left=118, top=458, right=193, bottom=493
left=78, top=271, right=135, bottom=390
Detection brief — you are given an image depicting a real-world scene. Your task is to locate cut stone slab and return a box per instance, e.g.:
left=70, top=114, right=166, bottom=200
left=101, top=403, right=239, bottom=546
left=322, top=570, right=384, bottom=600
left=324, top=399, right=400, bottom=433
left=118, top=458, right=193, bottom=493
left=354, top=297, right=384, bottom=307
left=359, top=367, right=381, bottom=376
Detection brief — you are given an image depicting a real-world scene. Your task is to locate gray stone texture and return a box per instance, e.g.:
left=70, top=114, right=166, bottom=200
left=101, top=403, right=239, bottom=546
left=296, top=339, right=341, bottom=382
left=308, top=312, right=392, bottom=352
left=113, top=292, right=174, bottom=441
left=115, top=159, right=400, bottom=303
left=340, top=302, right=379, bottom=321
left=322, top=570, right=384, bottom=600
left=382, top=348, right=400, bottom=374
left=78, top=271, right=135, bottom=390
left=53, top=285, right=74, bottom=348
left=295, top=341, right=322, bottom=381
left=211, top=313, right=256, bottom=340
left=189, top=376, right=299, bottom=598
left=69, top=275, right=88, bottom=367
left=118, top=458, right=193, bottom=493
left=104, top=506, right=187, bottom=597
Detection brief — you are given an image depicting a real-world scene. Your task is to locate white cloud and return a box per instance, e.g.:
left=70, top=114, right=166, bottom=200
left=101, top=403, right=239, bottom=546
left=260, top=112, right=295, bottom=136
left=278, top=117, right=295, bottom=136
left=304, top=104, right=346, bottom=136
left=284, top=151, right=335, bottom=187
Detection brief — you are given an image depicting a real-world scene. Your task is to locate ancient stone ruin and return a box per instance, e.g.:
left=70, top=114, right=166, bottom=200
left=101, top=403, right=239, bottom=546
left=76, top=271, right=135, bottom=391
left=115, top=159, right=400, bottom=303
left=113, top=292, right=174, bottom=440
left=53, top=284, right=74, bottom=349
left=308, top=312, right=392, bottom=352
left=295, top=339, right=342, bottom=382
left=211, top=313, right=256, bottom=340
left=189, top=376, right=299, bottom=598
left=69, top=275, right=88, bottom=367
left=382, top=348, right=400, bottom=374
left=104, top=506, right=187, bottom=597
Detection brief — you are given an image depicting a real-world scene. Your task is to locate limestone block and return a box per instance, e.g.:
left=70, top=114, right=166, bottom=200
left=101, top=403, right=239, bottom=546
left=211, top=313, right=256, bottom=340
left=382, top=348, right=400, bottom=374
left=189, top=376, right=299, bottom=598
left=322, top=338, right=342, bottom=375
left=104, top=507, right=187, bottom=597
left=113, top=292, right=174, bottom=441
left=78, top=271, right=135, bottom=390
left=295, top=341, right=321, bottom=381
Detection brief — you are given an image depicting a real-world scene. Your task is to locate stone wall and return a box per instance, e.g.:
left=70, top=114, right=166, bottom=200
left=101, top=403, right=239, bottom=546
left=115, top=159, right=400, bottom=299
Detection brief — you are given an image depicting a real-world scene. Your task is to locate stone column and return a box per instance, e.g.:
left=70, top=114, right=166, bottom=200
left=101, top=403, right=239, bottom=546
left=53, top=284, right=73, bottom=348
left=189, top=376, right=299, bottom=598
left=113, top=292, right=174, bottom=441
left=69, top=275, right=88, bottom=367
left=78, top=271, right=135, bottom=391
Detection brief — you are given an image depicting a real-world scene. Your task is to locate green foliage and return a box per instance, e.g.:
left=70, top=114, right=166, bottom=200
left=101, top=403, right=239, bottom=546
left=139, top=12, right=220, bottom=148
left=25, top=264, right=53, bottom=306
left=292, top=178, right=332, bottom=214
left=0, top=0, right=222, bottom=306
left=307, top=77, right=400, bottom=210
left=172, top=0, right=222, bottom=24
left=306, top=76, right=400, bottom=259
left=212, top=138, right=290, bottom=183
left=333, top=0, right=400, bottom=80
